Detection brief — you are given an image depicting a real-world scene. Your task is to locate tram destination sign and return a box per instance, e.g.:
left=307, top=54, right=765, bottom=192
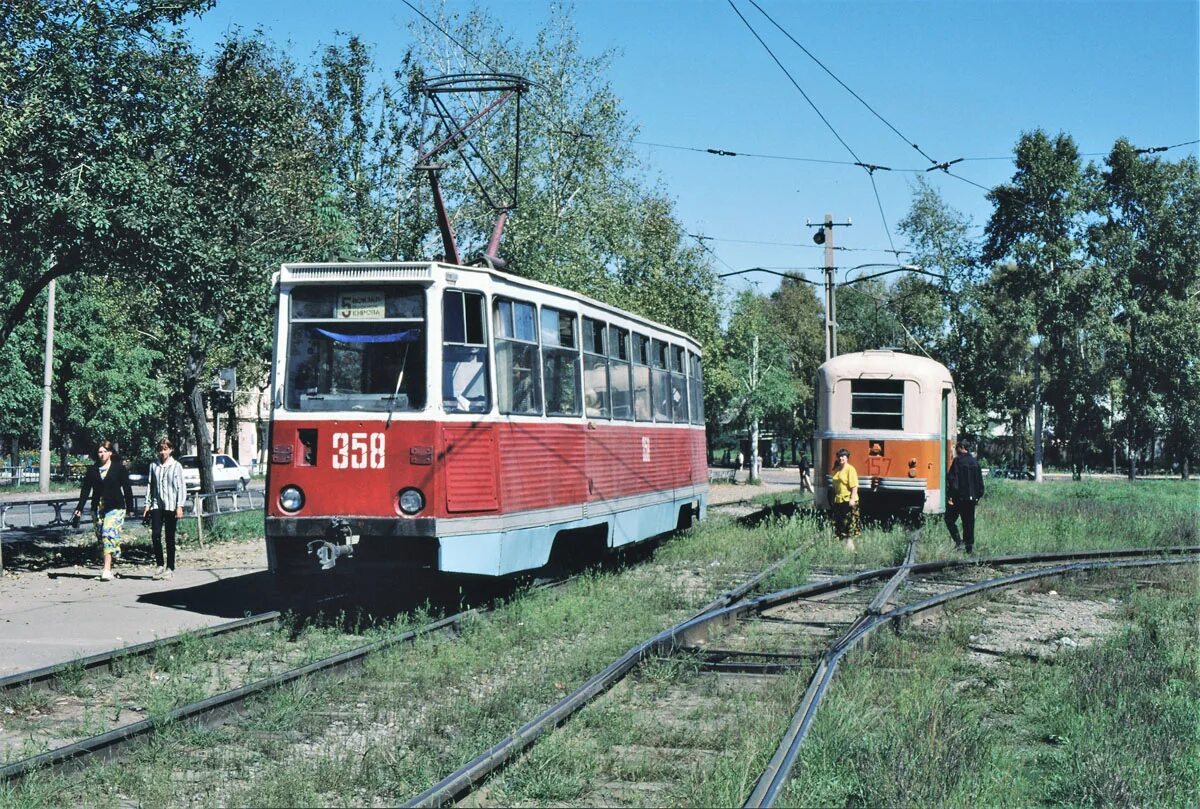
left=337, top=291, right=385, bottom=319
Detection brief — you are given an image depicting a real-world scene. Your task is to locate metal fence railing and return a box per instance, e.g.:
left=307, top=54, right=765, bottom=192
left=0, top=490, right=265, bottom=572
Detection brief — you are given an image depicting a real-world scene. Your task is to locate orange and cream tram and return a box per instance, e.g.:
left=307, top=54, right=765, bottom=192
left=813, top=350, right=956, bottom=518
left=264, top=262, right=708, bottom=577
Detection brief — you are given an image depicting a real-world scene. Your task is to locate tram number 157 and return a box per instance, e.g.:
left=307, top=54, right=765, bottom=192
left=332, top=432, right=386, bottom=469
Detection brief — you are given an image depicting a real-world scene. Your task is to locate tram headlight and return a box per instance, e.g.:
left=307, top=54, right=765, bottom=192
left=397, top=488, right=425, bottom=515
left=279, top=485, right=305, bottom=513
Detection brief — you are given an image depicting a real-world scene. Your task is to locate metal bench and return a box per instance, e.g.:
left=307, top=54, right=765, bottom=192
left=708, top=468, right=737, bottom=484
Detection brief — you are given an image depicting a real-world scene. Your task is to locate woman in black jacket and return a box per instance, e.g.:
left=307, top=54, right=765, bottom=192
left=73, top=439, right=135, bottom=581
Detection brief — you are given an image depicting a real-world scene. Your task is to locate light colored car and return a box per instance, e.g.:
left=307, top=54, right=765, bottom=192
left=179, top=453, right=252, bottom=492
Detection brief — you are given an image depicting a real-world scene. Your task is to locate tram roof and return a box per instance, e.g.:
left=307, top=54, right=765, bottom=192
left=277, top=261, right=702, bottom=352
left=818, top=349, right=953, bottom=386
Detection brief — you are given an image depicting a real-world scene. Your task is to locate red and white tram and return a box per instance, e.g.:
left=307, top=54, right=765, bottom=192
left=813, top=350, right=956, bottom=517
left=265, top=262, right=708, bottom=576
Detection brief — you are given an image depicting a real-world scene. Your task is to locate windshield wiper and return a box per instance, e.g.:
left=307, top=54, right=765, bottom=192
left=385, top=344, right=411, bottom=429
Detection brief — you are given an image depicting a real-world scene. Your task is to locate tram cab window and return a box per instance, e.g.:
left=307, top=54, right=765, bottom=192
left=442, top=290, right=490, bottom=413
left=688, top=351, right=705, bottom=425
left=541, top=307, right=581, bottom=417
left=494, top=298, right=542, bottom=415
left=632, top=333, right=653, bottom=422
left=650, top=339, right=672, bottom=422
left=669, top=345, right=689, bottom=424
left=609, top=326, right=633, bottom=421
left=582, top=317, right=610, bottom=419
left=850, top=379, right=904, bottom=430
left=285, top=285, right=426, bottom=412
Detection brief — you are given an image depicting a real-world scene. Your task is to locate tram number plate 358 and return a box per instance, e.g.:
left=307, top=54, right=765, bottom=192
left=332, top=432, right=386, bottom=469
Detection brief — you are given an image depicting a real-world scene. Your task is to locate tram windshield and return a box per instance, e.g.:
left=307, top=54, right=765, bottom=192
left=284, top=285, right=427, bottom=412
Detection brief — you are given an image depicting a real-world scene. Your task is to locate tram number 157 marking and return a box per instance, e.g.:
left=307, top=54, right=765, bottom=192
left=332, top=432, right=386, bottom=469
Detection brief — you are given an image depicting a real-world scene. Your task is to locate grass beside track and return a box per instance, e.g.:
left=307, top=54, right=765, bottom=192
left=783, top=566, right=1199, bottom=808
left=1, top=479, right=1195, bottom=807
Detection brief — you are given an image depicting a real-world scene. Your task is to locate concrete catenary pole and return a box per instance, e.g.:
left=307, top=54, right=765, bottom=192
left=750, top=334, right=761, bottom=484
left=38, top=279, right=56, bottom=493
left=823, top=214, right=836, bottom=362
left=814, top=214, right=851, bottom=360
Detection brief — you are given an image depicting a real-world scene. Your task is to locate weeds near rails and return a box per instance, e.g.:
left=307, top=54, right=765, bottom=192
left=0, top=688, right=51, bottom=718
left=783, top=569, right=1199, bottom=808
left=977, top=479, right=1198, bottom=555
left=1035, top=584, right=1200, bottom=807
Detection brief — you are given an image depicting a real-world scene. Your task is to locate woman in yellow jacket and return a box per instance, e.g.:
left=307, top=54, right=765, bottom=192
left=830, top=448, right=860, bottom=549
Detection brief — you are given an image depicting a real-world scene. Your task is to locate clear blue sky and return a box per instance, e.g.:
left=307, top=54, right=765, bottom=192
left=188, top=0, right=1200, bottom=294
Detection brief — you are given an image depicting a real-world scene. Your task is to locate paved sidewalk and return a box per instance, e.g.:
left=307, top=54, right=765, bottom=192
left=707, top=466, right=807, bottom=506
left=0, top=540, right=273, bottom=677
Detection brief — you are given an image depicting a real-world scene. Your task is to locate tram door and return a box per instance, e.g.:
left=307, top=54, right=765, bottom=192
left=940, top=388, right=951, bottom=511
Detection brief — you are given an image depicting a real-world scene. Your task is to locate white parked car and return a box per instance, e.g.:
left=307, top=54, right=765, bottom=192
left=179, top=454, right=252, bottom=492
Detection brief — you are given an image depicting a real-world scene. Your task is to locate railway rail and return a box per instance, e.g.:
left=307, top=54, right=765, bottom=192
left=0, top=564, right=593, bottom=785
left=0, top=607, right=469, bottom=783
left=0, top=496, right=806, bottom=789
left=404, top=542, right=1198, bottom=807
left=0, top=612, right=281, bottom=695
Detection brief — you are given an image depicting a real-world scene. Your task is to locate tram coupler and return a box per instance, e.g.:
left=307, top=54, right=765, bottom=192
left=307, top=518, right=359, bottom=571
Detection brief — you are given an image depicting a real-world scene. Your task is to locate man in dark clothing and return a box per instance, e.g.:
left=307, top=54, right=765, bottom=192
left=945, top=438, right=985, bottom=552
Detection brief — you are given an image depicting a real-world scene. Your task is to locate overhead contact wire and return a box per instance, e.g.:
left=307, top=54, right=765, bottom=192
left=726, top=0, right=863, bottom=165
left=866, top=170, right=900, bottom=258
left=745, top=0, right=939, bottom=166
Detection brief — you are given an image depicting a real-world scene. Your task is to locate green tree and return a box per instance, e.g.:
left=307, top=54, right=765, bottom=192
left=57, top=277, right=167, bottom=459
left=982, top=130, right=1107, bottom=477
left=138, top=35, right=332, bottom=501
left=1092, top=140, right=1200, bottom=478
left=768, top=277, right=823, bottom=458
left=0, top=0, right=212, bottom=352
left=723, top=290, right=797, bottom=483
left=402, top=5, right=725, bottom=418
left=309, top=35, right=428, bottom=260
left=898, top=179, right=991, bottom=433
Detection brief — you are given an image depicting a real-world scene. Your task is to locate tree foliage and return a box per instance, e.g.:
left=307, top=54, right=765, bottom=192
left=0, top=0, right=213, bottom=351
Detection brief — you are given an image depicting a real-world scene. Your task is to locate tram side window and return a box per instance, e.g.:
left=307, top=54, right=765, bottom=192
left=632, top=333, right=653, bottom=422
left=850, top=379, right=904, bottom=430
left=669, top=345, right=689, bottom=424
left=609, top=326, right=633, bottom=421
left=494, top=298, right=542, bottom=415
left=650, top=339, right=672, bottom=422
left=442, top=290, right=489, bottom=413
left=582, top=317, right=610, bottom=419
left=688, top=351, right=705, bottom=425
left=541, top=307, right=581, bottom=417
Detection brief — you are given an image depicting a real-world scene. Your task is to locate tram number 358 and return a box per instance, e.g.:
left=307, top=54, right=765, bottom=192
left=332, top=432, right=386, bottom=469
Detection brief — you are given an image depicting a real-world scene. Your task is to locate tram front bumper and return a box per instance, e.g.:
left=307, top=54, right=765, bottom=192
left=265, top=515, right=438, bottom=538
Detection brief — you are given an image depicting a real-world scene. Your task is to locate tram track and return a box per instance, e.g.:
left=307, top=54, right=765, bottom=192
left=406, top=542, right=1198, bottom=807
left=0, top=607, right=472, bottom=783
left=0, top=498, right=818, bottom=794
left=0, top=612, right=283, bottom=696
left=0, top=563, right=602, bottom=788
left=5, top=504, right=1194, bottom=805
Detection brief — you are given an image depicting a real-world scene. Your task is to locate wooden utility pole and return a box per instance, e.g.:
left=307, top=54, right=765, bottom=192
left=38, top=279, right=56, bottom=493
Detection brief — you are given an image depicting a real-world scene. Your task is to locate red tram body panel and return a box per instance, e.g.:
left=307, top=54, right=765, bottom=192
left=265, top=262, right=708, bottom=576
left=813, top=350, right=956, bottom=517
